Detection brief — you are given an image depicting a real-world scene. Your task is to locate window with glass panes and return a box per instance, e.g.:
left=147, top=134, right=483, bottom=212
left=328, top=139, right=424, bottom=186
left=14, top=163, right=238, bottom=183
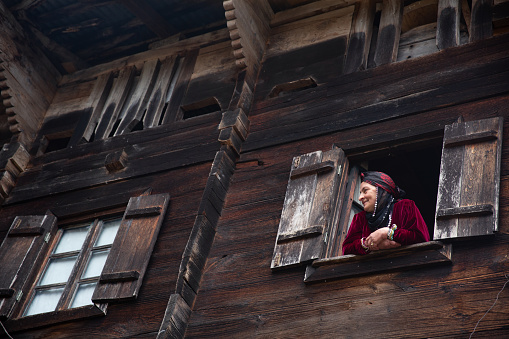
left=24, top=218, right=121, bottom=316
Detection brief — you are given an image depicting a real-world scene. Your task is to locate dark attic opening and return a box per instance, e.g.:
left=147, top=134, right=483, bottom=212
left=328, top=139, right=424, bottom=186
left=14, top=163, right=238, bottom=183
left=348, top=140, right=443, bottom=240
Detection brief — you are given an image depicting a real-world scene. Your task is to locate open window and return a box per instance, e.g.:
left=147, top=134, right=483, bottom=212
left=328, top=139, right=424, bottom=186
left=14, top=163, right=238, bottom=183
left=0, top=192, right=169, bottom=330
left=271, top=117, right=502, bottom=281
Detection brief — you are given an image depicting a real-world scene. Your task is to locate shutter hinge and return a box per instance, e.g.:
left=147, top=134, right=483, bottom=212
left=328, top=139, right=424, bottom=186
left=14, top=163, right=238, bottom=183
left=337, top=165, right=342, bottom=176
left=44, top=232, right=51, bottom=243
left=16, top=290, right=23, bottom=301
left=324, top=231, right=328, bottom=244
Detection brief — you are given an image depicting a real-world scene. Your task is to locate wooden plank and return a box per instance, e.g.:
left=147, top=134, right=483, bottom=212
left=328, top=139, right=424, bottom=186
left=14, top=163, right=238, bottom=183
left=443, top=129, right=498, bottom=147
left=437, top=0, right=461, bottom=49
left=115, top=59, right=160, bottom=135
left=94, top=66, right=136, bottom=140
left=7, top=123, right=221, bottom=204
left=304, top=244, right=452, bottom=283
left=344, top=0, right=376, bottom=74
left=277, top=225, right=323, bottom=243
left=271, top=0, right=355, bottom=27
left=162, top=50, right=199, bottom=123
left=436, top=204, right=493, bottom=218
left=69, top=72, right=114, bottom=146
left=143, top=56, right=177, bottom=128
left=118, top=0, right=176, bottom=38
left=470, top=0, right=493, bottom=42
left=374, top=0, right=404, bottom=66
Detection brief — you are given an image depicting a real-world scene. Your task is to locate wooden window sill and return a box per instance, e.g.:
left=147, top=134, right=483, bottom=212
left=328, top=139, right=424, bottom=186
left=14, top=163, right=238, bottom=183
left=304, top=241, right=452, bottom=283
left=3, top=304, right=107, bottom=333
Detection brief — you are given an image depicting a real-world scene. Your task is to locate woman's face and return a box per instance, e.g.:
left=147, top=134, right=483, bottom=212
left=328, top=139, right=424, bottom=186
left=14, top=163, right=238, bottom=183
left=359, top=182, right=377, bottom=213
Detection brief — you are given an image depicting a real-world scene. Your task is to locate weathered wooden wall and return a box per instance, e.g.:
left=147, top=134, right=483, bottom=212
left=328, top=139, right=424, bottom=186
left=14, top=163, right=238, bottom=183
left=184, top=32, right=509, bottom=338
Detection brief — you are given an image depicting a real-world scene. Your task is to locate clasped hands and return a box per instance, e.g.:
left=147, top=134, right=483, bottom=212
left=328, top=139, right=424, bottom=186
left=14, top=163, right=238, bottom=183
left=364, top=227, right=401, bottom=251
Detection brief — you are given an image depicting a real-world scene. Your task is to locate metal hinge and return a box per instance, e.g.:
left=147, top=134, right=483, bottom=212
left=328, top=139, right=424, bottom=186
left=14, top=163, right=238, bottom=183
left=324, top=231, right=328, bottom=244
left=44, top=232, right=51, bottom=243
left=337, top=165, right=342, bottom=176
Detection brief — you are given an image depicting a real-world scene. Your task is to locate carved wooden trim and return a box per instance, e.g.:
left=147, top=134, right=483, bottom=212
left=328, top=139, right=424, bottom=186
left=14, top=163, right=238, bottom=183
left=223, top=0, right=273, bottom=69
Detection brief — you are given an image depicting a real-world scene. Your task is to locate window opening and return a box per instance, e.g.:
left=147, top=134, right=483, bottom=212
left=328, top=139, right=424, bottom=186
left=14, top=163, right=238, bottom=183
left=268, top=77, right=317, bottom=98
left=23, top=217, right=121, bottom=316
left=181, top=97, right=221, bottom=120
left=349, top=142, right=442, bottom=241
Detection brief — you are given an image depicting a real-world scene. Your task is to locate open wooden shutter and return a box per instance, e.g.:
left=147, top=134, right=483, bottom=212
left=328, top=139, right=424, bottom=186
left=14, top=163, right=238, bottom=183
left=92, top=193, right=169, bottom=303
left=0, top=214, right=57, bottom=320
left=434, top=117, right=503, bottom=239
left=271, top=147, right=347, bottom=269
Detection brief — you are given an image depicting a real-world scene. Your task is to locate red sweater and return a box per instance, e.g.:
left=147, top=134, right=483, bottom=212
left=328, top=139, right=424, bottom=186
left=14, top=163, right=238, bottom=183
left=342, top=199, right=430, bottom=255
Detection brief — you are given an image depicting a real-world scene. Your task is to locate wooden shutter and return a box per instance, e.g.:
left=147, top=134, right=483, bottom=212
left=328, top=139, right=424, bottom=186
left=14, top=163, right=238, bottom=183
left=0, top=214, right=57, bottom=320
left=271, top=147, right=347, bottom=269
left=434, top=117, right=503, bottom=240
left=92, top=193, right=169, bottom=303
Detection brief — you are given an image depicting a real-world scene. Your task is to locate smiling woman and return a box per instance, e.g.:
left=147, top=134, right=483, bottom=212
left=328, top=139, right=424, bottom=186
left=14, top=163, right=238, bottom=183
left=342, top=171, right=430, bottom=255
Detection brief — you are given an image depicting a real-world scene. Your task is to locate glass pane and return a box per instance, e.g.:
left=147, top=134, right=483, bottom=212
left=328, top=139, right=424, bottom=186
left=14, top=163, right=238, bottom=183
left=82, top=250, right=110, bottom=279
left=39, top=256, right=77, bottom=286
left=54, top=225, right=91, bottom=254
left=24, top=287, right=64, bottom=316
left=94, top=219, right=121, bottom=247
left=70, top=282, right=97, bottom=308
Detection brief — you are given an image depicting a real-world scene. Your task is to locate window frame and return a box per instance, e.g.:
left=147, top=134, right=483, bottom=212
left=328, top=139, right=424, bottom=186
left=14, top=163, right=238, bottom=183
left=22, top=216, right=122, bottom=317
left=0, top=191, right=170, bottom=333
left=271, top=116, right=502, bottom=283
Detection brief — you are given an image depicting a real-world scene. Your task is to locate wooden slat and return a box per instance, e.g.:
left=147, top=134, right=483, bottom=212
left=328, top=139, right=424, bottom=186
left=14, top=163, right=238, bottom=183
left=374, top=0, right=404, bottom=66
left=436, top=204, right=494, bottom=218
left=443, top=129, right=498, bottom=147
left=162, top=50, right=199, bottom=123
left=344, top=0, right=376, bottom=74
left=277, top=225, right=323, bottom=243
left=94, top=66, right=136, bottom=140
left=470, top=0, right=493, bottom=42
left=437, top=0, right=461, bottom=49
left=115, top=59, right=160, bottom=136
left=143, top=56, right=177, bottom=128
left=68, top=72, right=113, bottom=145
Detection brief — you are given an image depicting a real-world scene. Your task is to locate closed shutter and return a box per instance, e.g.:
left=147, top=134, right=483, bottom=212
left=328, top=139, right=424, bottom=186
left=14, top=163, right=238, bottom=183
left=92, top=193, right=170, bottom=303
left=434, top=117, right=503, bottom=239
left=0, top=214, right=57, bottom=320
left=271, top=147, right=347, bottom=269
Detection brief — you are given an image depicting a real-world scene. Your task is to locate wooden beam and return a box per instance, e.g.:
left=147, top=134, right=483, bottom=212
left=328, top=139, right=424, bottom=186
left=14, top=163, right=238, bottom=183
left=344, top=0, right=376, bottom=74
left=117, top=0, right=176, bottom=38
left=470, top=0, right=493, bottom=42
left=271, top=0, right=357, bottom=27
left=0, top=0, right=60, bottom=147
left=374, top=0, right=405, bottom=66
left=437, top=0, right=461, bottom=49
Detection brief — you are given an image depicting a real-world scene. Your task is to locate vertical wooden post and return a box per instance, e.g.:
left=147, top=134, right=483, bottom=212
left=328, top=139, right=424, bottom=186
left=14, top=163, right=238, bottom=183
left=437, top=0, right=461, bottom=49
left=374, top=0, right=404, bottom=66
left=470, top=0, right=493, bottom=42
left=344, top=0, right=376, bottom=74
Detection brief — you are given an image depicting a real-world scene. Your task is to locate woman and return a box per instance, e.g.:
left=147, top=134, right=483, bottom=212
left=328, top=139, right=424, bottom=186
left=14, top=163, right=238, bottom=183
left=342, top=171, right=430, bottom=255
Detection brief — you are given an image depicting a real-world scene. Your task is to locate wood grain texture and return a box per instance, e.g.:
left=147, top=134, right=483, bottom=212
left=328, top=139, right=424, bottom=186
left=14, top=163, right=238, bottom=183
left=374, top=0, right=404, bottom=66
left=437, top=0, right=461, bottom=49
left=434, top=117, right=503, bottom=239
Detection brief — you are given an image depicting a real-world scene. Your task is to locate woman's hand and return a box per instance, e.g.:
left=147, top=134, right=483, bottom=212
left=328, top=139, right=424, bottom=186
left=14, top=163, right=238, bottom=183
left=365, top=228, right=401, bottom=251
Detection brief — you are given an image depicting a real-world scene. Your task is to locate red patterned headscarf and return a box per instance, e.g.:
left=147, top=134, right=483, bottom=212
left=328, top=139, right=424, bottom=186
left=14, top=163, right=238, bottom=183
left=361, top=171, right=405, bottom=198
